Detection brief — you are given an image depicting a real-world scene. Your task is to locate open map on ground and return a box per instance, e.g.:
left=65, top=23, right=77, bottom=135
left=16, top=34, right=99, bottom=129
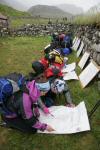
left=38, top=101, right=90, bottom=134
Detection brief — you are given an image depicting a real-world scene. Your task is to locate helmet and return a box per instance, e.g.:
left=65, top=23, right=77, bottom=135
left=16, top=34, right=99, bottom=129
left=32, top=61, right=45, bottom=75
left=51, top=79, right=65, bottom=93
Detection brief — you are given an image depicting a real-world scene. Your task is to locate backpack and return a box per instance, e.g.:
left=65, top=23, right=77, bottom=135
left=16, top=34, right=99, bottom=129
left=0, top=73, right=27, bottom=115
left=48, top=50, right=64, bottom=65
left=62, top=48, right=71, bottom=56
left=4, top=72, right=27, bottom=92
left=45, top=66, right=63, bottom=78
left=0, top=78, right=13, bottom=115
left=62, top=35, right=72, bottom=48
left=0, top=78, right=13, bottom=104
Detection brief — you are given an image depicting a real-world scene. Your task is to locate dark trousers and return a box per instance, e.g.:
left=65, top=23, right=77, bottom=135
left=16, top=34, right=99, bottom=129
left=1, top=115, right=37, bottom=133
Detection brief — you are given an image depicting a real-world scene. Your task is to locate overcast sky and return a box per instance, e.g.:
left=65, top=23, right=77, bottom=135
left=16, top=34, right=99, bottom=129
left=17, top=0, right=100, bottom=11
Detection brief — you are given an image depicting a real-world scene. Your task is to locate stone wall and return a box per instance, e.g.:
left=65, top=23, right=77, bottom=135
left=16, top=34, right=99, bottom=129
left=10, top=23, right=72, bottom=37
left=73, top=24, right=100, bottom=90
left=73, top=24, right=100, bottom=66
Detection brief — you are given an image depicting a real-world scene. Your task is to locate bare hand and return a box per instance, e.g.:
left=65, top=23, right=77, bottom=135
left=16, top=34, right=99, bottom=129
left=46, top=125, right=55, bottom=132
left=66, top=103, right=75, bottom=108
left=40, top=91, right=47, bottom=96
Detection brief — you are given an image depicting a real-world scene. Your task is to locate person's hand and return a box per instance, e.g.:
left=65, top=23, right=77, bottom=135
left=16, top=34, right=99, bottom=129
left=66, top=103, right=75, bottom=108
left=46, top=125, right=55, bottom=132
left=43, top=107, right=50, bottom=114
left=40, top=91, right=47, bottom=96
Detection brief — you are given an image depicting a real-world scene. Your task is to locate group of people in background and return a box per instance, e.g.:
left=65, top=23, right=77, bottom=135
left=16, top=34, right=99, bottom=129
left=0, top=32, right=75, bottom=133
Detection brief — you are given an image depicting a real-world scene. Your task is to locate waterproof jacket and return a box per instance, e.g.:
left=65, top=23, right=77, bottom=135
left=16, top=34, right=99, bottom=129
left=5, top=80, right=47, bottom=131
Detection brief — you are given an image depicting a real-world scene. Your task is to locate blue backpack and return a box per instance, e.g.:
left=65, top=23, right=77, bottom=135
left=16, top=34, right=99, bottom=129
left=0, top=78, right=13, bottom=103
left=62, top=48, right=71, bottom=55
left=0, top=74, right=27, bottom=116
left=0, top=78, right=13, bottom=115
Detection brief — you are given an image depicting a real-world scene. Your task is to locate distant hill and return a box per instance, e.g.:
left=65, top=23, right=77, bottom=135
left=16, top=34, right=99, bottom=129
left=56, top=4, right=84, bottom=15
left=87, top=3, right=100, bottom=14
left=0, top=4, right=30, bottom=17
left=28, top=5, right=72, bottom=18
left=0, top=0, right=27, bottom=11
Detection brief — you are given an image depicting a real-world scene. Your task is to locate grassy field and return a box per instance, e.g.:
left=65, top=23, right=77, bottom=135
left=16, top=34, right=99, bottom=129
left=10, top=17, right=65, bottom=28
left=0, top=36, right=100, bottom=150
left=10, top=18, right=51, bottom=28
left=9, top=13, right=100, bottom=28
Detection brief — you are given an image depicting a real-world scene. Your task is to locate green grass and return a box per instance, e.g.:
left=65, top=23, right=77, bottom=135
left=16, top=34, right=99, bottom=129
left=0, top=36, right=51, bottom=75
left=0, top=4, right=30, bottom=17
left=0, top=37, right=100, bottom=150
left=10, top=18, right=50, bottom=28
left=10, top=18, right=64, bottom=28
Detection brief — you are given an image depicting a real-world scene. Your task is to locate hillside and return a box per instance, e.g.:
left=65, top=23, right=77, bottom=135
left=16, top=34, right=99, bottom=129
left=0, top=4, right=30, bottom=17
left=0, top=0, right=27, bottom=11
left=28, top=5, right=72, bottom=18
left=87, top=3, right=100, bottom=14
left=56, top=4, right=84, bottom=15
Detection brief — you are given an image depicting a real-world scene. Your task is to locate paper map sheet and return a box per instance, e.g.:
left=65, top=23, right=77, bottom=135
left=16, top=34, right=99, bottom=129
left=38, top=102, right=90, bottom=134
left=63, top=71, right=78, bottom=80
left=62, top=62, right=76, bottom=73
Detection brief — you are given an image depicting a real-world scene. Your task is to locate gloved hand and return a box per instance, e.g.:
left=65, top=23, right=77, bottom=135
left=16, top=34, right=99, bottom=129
left=43, top=107, right=50, bottom=114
